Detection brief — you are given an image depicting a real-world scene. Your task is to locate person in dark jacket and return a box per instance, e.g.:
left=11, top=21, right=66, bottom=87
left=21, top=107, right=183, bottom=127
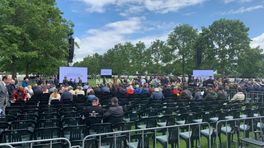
left=61, top=87, right=73, bottom=101
left=104, top=97, right=124, bottom=123
left=204, top=87, right=218, bottom=100
left=151, top=88, right=164, bottom=100
left=83, top=97, right=104, bottom=125
left=84, top=97, right=104, bottom=117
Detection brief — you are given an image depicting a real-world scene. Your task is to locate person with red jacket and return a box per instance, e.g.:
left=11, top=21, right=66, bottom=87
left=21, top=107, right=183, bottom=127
left=171, top=86, right=181, bottom=97
left=127, top=85, right=134, bottom=95
left=13, top=86, right=28, bottom=102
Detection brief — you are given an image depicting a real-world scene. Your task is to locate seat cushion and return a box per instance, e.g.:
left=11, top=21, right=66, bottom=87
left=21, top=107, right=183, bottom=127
left=221, top=126, right=232, bottom=134
left=123, top=118, right=130, bottom=123
left=254, top=114, right=260, bottom=117
left=156, top=135, right=168, bottom=143
left=100, top=146, right=110, bottom=148
left=180, top=131, right=192, bottom=139
left=257, top=122, right=264, bottom=129
left=201, top=128, right=213, bottom=136
left=176, top=120, right=185, bottom=125
left=240, top=114, right=247, bottom=118
left=225, top=116, right=233, bottom=120
left=193, top=119, right=203, bottom=123
left=240, top=124, right=250, bottom=131
left=137, top=124, right=146, bottom=129
left=157, top=122, right=167, bottom=127
left=210, top=117, right=219, bottom=122
left=127, top=142, right=139, bottom=148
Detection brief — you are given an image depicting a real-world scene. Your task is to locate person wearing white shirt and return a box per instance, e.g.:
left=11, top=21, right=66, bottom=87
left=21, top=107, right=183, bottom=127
left=231, top=87, right=245, bottom=101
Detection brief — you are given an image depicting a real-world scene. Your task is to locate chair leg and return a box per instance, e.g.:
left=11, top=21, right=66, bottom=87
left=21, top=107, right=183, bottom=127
left=207, top=137, right=210, bottom=148
left=191, top=139, right=194, bottom=148
left=246, top=130, right=249, bottom=138
left=227, top=134, right=231, bottom=148
left=219, top=134, right=222, bottom=148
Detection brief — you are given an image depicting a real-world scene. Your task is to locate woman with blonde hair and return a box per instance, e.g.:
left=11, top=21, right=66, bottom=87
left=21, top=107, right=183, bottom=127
left=49, top=89, right=61, bottom=105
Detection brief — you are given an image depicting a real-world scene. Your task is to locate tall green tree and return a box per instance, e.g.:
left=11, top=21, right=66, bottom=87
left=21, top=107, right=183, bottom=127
left=200, top=19, right=250, bottom=75
left=237, top=47, right=264, bottom=77
left=167, top=24, right=198, bottom=75
left=74, top=53, right=103, bottom=75
left=145, top=40, right=170, bottom=74
left=130, top=42, right=146, bottom=74
left=0, top=0, right=73, bottom=77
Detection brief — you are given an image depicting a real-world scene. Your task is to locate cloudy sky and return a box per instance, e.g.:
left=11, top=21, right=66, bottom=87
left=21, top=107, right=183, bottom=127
left=57, top=0, right=264, bottom=62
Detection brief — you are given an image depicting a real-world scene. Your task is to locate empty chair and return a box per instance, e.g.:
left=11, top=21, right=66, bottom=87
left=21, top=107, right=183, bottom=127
left=34, top=127, right=61, bottom=140
left=99, top=135, right=127, bottom=148
left=1, top=129, right=32, bottom=143
left=37, top=118, right=61, bottom=128
left=63, top=125, right=88, bottom=146
left=156, top=118, right=179, bottom=148
left=10, top=120, right=36, bottom=131
left=180, top=124, right=201, bottom=148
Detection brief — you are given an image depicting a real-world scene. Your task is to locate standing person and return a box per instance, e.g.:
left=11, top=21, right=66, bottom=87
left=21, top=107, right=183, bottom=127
left=78, top=77, right=83, bottom=86
left=63, top=76, right=68, bottom=86
left=6, top=79, right=16, bottom=102
left=0, top=75, right=12, bottom=114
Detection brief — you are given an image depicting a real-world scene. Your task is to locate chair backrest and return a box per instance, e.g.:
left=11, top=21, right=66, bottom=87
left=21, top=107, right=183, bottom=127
left=37, top=118, right=60, bottom=128
left=89, top=123, right=112, bottom=134
left=100, top=135, right=127, bottom=148
left=34, top=127, right=61, bottom=140
left=1, top=129, right=32, bottom=143
left=63, top=125, right=87, bottom=141
left=10, top=120, right=36, bottom=131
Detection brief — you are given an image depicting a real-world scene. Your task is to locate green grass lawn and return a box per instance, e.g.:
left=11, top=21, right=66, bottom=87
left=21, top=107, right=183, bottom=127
left=88, top=78, right=97, bottom=86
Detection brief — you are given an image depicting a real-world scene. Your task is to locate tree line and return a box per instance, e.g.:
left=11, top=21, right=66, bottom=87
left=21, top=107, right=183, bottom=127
left=0, top=0, right=73, bottom=78
left=74, top=19, right=264, bottom=78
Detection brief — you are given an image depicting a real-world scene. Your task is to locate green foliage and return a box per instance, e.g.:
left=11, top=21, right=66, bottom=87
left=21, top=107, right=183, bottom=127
left=0, top=0, right=73, bottom=77
left=237, top=47, right=264, bottom=78
left=168, top=24, right=198, bottom=75
left=199, top=19, right=250, bottom=75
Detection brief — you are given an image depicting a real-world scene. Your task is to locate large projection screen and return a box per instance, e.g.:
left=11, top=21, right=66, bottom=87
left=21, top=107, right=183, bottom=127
left=59, top=67, right=88, bottom=83
left=193, top=70, right=214, bottom=80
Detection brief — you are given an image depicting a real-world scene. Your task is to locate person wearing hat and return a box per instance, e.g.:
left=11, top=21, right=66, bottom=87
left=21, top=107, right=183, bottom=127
left=151, top=87, right=164, bottom=100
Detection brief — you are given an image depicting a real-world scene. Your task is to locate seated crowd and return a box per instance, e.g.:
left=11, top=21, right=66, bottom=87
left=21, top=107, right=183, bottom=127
left=0, top=74, right=260, bottom=147
left=6, top=75, right=248, bottom=105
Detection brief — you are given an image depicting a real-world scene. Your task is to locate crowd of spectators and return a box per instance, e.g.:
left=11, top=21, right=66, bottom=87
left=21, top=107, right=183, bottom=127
left=1, top=74, right=263, bottom=117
